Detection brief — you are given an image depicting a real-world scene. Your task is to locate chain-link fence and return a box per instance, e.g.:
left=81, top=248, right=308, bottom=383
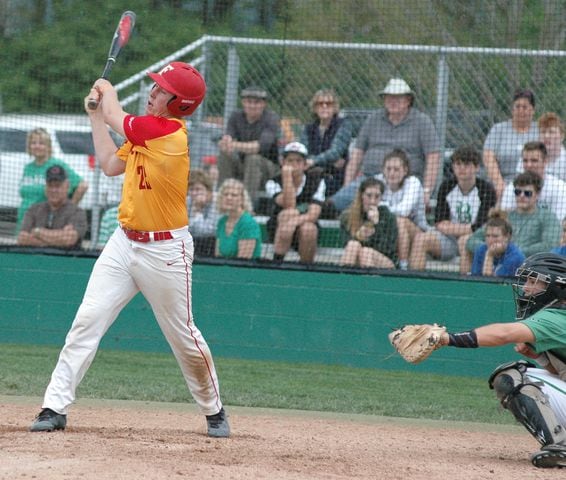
left=2, top=35, right=566, bottom=273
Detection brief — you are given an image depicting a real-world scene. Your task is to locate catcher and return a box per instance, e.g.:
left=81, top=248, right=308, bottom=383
left=389, top=252, right=566, bottom=469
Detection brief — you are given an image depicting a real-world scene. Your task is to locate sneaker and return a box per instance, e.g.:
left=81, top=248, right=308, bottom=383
left=30, top=408, right=67, bottom=432
left=531, top=444, right=566, bottom=468
left=206, top=407, right=230, bottom=438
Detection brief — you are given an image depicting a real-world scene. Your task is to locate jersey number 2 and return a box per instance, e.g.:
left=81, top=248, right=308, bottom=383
left=137, top=166, right=152, bottom=190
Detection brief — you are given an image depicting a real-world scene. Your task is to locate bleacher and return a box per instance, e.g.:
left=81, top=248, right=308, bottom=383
left=252, top=214, right=460, bottom=272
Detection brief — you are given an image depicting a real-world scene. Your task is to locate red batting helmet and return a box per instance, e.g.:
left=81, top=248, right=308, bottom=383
left=147, top=62, right=206, bottom=117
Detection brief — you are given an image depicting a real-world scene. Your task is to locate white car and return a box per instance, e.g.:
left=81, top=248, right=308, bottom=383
left=0, top=114, right=124, bottom=212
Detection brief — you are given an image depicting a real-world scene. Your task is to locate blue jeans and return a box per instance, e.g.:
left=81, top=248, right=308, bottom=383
left=330, top=175, right=366, bottom=212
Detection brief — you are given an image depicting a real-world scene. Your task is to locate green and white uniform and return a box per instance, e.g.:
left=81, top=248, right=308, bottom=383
left=522, top=307, right=566, bottom=425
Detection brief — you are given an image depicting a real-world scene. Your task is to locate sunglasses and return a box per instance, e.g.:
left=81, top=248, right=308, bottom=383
left=514, top=188, right=534, bottom=198
left=315, top=100, right=334, bottom=107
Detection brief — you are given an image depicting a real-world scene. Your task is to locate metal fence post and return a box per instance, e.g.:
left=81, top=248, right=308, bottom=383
left=435, top=50, right=450, bottom=188
left=195, top=40, right=208, bottom=124
left=223, top=43, right=240, bottom=130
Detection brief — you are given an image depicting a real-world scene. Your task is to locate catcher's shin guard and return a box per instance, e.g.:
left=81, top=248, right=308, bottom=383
left=489, top=361, right=566, bottom=447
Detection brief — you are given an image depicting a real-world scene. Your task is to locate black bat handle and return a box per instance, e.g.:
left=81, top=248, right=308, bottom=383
left=87, top=59, right=116, bottom=110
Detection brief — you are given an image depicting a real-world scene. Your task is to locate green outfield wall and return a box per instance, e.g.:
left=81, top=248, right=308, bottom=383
left=0, top=251, right=518, bottom=377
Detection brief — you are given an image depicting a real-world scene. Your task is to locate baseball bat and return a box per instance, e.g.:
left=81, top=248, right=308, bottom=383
left=87, top=10, right=136, bottom=110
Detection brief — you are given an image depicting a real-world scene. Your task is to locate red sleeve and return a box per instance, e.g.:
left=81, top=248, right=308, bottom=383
left=123, top=114, right=183, bottom=147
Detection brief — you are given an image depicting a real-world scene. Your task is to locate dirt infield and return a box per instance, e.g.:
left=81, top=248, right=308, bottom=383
left=0, top=395, right=562, bottom=479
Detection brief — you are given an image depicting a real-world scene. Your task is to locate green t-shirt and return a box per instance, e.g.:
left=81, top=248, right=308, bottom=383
left=17, top=158, right=83, bottom=228
left=521, top=307, right=566, bottom=359
left=216, top=211, right=262, bottom=259
left=97, top=206, right=120, bottom=246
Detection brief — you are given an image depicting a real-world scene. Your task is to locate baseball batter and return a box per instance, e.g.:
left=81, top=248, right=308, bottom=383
left=29, top=62, right=230, bottom=438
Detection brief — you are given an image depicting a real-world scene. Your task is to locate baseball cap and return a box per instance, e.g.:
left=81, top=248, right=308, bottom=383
left=283, top=142, right=308, bottom=157
left=46, top=165, right=67, bottom=182
left=241, top=86, right=268, bottom=100
left=380, top=78, right=414, bottom=96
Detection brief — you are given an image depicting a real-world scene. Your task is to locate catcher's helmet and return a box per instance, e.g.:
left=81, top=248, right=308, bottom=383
left=513, top=252, right=566, bottom=319
left=147, top=62, right=206, bottom=117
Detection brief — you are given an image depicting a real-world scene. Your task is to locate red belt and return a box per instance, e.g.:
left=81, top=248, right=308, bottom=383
left=122, top=226, right=173, bottom=243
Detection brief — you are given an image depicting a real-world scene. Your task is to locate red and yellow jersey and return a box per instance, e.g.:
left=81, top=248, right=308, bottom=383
left=117, top=114, right=190, bottom=231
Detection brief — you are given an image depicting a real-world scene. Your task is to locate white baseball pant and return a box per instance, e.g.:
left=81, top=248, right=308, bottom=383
left=42, top=226, right=223, bottom=416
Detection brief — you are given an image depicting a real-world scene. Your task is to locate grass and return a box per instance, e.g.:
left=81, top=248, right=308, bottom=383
left=0, top=343, right=514, bottom=425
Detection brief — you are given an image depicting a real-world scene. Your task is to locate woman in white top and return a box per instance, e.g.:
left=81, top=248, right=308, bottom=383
left=376, top=149, right=429, bottom=270
left=483, top=88, right=539, bottom=200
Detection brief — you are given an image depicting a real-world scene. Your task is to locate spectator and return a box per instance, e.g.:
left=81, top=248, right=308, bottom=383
left=265, top=142, right=325, bottom=264
left=187, top=169, right=219, bottom=257
left=409, top=146, right=496, bottom=273
left=17, top=128, right=88, bottom=230
left=471, top=209, right=525, bottom=277
left=538, top=112, right=566, bottom=182
left=201, top=155, right=220, bottom=191
left=300, top=88, right=353, bottom=197
left=339, top=177, right=397, bottom=269
left=332, top=77, right=440, bottom=212
left=97, top=205, right=119, bottom=247
left=376, top=149, right=430, bottom=270
left=551, top=218, right=566, bottom=256
left=216, top=178, right=262, bottom=259
left=483, top=88, right=539, bottom=200
left=501, top=141, right=566, bottom=222
left=217, top=85, right=280, bottom=203
left=466, top=171, right=561, bottom=263
left=17, top=165, right=87, bottom=249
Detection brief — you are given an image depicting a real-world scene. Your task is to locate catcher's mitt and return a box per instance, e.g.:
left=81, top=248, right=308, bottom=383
left=388, top=324, right=446, bottom=364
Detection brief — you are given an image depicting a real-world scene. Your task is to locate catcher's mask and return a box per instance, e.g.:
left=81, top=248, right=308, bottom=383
left=512, top=253, right=566, bottom=319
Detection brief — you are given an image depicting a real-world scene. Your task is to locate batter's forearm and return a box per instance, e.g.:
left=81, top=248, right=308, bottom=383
left=90, top=120, right=125, bottom=176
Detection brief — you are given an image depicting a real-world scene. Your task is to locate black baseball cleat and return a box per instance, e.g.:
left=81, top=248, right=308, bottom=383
left=531, top=444, right=566, bottom=468
left=30, top=408, right=67, bottom=432
left=206, top=407, right=230, bottom=438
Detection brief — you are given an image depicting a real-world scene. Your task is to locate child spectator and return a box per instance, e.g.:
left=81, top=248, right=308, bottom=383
left=376, top=149, right=430, bottom=270
left=216, top=179, right=262, bottom=259
left=409, top=146, right=496, bottom=273
left=339, top=177, right=398, bottom=269
left=471, top=209, right=525, bottom=277
left=187, top=169, right=219, bottom=257
left=265, top=142, right=326, bottom=264
left=466, top=171, right=560, bottom=261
